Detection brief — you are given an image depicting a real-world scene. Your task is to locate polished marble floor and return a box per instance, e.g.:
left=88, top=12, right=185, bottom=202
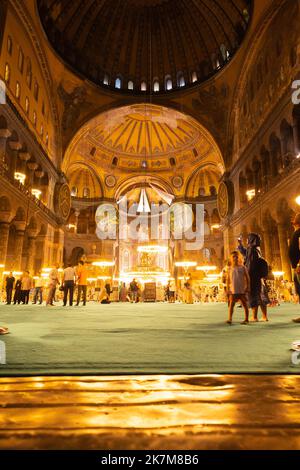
left=1, top=375, right=300, bottom=450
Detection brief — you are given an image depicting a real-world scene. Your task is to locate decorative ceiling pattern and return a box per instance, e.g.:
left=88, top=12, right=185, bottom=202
left=63, top=104, right=224, bottom=173
left=37, top=0, right=252, bottom=92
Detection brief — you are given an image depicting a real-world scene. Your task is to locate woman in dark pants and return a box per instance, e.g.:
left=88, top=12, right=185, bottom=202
left=238, top=233, right=269, bottom=322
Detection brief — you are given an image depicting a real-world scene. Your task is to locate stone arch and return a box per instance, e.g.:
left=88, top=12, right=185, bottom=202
left=269, top=133, right=281, bottom=177
left=280, top=119, right=294, bottom=166
left=70, top=247, right=85, bottom=266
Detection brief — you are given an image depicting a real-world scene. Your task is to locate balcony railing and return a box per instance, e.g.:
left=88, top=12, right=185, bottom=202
left=0, top=161, right=59, bottom=224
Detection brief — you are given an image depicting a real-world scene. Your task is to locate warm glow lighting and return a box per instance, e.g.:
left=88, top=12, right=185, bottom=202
left=211, top=224, right=221, bottom=230
left=175, top=262, right=197, bottom=268
left=273, top=271, right=284, bottom=277
left=68, top=224, right=76, bottom=230
left=31, top=188, right=42, bottom=199
left=3, top=271, right=22, bottom=276
left=296, top=196, right=300, bottom=206
left=296, top=154, right=300, bottom=159
left=14, top=172, right=26, bottom=184
left=137, top=245, right=168, bottom=254
left=0, top=264, right=5, bottom=269
left=246, top=189, right=256, bottom=201
left=87, top=278, right=98, bottom=282
left=41, top=273, right=48, bottom=278
left=196, top=266, right=217, bottom=272
left=42, top=268, right=51, bottom=273
left=92, top=261, right=115, bottom=267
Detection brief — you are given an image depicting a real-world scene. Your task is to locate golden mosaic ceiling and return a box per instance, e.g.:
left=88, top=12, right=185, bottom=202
left=64, top=104, right=224, bottom=173
left=37, top=0, right=252, bottom=92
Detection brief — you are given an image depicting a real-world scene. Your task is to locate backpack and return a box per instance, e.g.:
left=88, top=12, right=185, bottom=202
left=257, top=257, right=269, bottom=279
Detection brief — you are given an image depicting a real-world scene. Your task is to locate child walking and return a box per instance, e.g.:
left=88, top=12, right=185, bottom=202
left=226, top=251, right=250, bottom=325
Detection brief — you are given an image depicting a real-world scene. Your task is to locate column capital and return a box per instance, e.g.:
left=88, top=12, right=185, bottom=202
left=0, top=129, right=12, bottom=139
left=9, top=141, right=22, bottom=151
left=14, top=221, right=26, bottom=232
left=35, top=170, right=44, bottom=179
left=26, top=228, right=38, bottom=239
left=19, top=152, right=31, bottom=162
left=0, top=213, right=11, bottom=224
left=27, top=162, right=38, bottom=171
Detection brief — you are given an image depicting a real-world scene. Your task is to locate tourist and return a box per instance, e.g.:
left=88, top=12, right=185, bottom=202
left=119, top=283, right=128, bottom=302
left=167, top=279, right=176, bottom=303
left=5, top=272, right=15, bottom=305
left=63, top=263, right=76, bottom=306
left=20, top=271, right=33, bottom=304
left=184, top=274, right=193, bottom=304
left=33, top=272, right=44, bottom=304
left=238, top=233, right=269, bottom=322
left=13, top=278, right=22, bottom=304
left=76, top=260, right=88, bottom=306
left=105, top=280, right=112, bottom=301
left=289, top=213, right=300, bottom=323
left=226, top=251, right=250, bottom=325
left=46, top=265, right=60, bottom=307
left=129, top=278, right=139, bottom=303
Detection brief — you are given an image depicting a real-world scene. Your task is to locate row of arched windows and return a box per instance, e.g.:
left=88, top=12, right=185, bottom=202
left=4, top=35, right=49, bottom=148
left=101, top=45, right=230, bottom=93
left=71, top=187, right=90, bottom=198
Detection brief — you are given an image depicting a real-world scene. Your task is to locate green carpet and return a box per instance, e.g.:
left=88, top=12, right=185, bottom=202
left=0, top=302, right=300, bottom=375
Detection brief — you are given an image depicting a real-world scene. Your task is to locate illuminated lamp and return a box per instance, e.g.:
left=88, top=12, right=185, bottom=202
left=92, top=261, right=115, bottom=267
left=137, top=245, right=168, bottom=254
left=14, top=172, right=26, bottom=184
left=296, top=196, right=300, bottom=206
left=246, top=189, right=256, bottom=201
left=196, top=266, right=217, bottom=272
left=175, top=262, right=197, bottom=268
left=31, top=188, right=42, bottom=199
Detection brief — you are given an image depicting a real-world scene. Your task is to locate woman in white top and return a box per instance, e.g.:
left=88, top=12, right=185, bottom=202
left=226, top=251, right=250, bottom=325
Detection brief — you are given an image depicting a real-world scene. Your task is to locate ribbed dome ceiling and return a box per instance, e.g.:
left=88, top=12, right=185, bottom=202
left=38, top=0, right=252, bottom=93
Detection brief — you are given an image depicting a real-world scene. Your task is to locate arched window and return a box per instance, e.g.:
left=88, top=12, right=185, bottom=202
left=153, top=80, right=160, bottom=92
left=177, top=73, right=185, bottom=87
left=115, top=77, right=121, bottom=89
left=169, top=157, right=176, bottom=166
left=25, top=97, right=30, bottom=115
left=40, top=124, right=44, bottom=137
left=71, top=187, right=77, bottom=197
left=45, top=133, right=49, bottom=147
left=33, top=81, right=39, bottom=101
left=4, top=64, right=10, bottom=84
left=191, top=72, right=198, bottom=83
left=33, top=111, right=37, bottom=127
left=15, top=82, right=21, bottom=100
left=203, top=248, right=211, bottom=260
left=103, top=74, right=109, bottom=85
left=18, top=48, right=24, bottom=73
left=112, top=157, right=118, bottom=166
left=128, top=80, right=134, bottom=90
left=7, top=36, right=12, bottom=55
left=26, top=58, right=32, bottom=89
left=141, top=81, right=147, bottom=91
left=83, top=187, right=90, bottom=198
left=165, top=77, right=172, bottom=91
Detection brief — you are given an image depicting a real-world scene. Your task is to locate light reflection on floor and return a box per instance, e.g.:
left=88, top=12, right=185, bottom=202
left=1, top=375, right=300, bottom=450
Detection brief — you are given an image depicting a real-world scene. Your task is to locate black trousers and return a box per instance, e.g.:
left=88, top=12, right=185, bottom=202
left=64, top=281, right=75, bottom=306
left=6, top=287, right=13, bottom=304
left=294, top=274, right=300, bottom=302
left=22, top=290, right=30, bottom=304
left=77, top=285, right=87, bottom=305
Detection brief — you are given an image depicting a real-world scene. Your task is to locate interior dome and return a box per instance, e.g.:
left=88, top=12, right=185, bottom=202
left=37, top=0, right=252, bottom=93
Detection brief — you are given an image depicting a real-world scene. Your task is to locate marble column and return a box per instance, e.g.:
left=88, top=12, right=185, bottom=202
left=8, top=141, right=22, bottom=177
left=277, top=223, right=292, bottom=281
left=14, top=222, right=26, bottom=271
left=0, top=128, right=11, bottom=168
left=262, top=228, right=273, bottom=266
left=0, top=222, right=10, bottom=266
left=25, top=228, right=38, bottom=273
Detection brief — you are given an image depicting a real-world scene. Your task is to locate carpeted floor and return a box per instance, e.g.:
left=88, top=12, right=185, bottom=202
left=0, top=302, right=300, bottom=375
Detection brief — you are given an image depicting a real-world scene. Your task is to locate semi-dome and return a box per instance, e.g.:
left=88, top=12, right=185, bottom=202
left=37, top=0, right=252, bottom=93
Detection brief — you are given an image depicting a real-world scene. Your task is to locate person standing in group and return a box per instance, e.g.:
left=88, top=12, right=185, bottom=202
left=105, top=280, right=112, bottom=302
left=129, top=278, right=139, bottom=303
left=238, top=233, right=270, bottom=322
left=76, top=260, right=88, bottom=306
left=13, top=278, right=22, bottom=304
left=289, top=213, right=300, bottom=322
left=184, top=274, right=194, bottom=304
left=20, top=271, right=33, bottom=304
left=63, top=263, right=76, bottom=307
left=119, top=282, right=128, bottom=302
left=226, top=251, right=250, bottom=325
left=46, top=265, right=60, bottom=307
left=5, top=272, right=15, bottom=305
left=33, top=272, right=44, bottom=304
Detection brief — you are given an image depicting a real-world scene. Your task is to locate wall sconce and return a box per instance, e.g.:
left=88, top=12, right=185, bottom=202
left=296, top=196, right=300, bottom=206
left=246, top=189, right=256, bottom=201
left=14, top=172, right=26, bottom=184
left=31, top=188, right=42, bottom=199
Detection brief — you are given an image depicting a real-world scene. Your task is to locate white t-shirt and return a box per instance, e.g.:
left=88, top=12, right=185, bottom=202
left=228, top=265, right=249, bottom=294
left=63, top=267, right=76, bottom=282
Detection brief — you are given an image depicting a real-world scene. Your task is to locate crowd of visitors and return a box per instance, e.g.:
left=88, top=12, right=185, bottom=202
left=1, top=213, right=300, bottom=334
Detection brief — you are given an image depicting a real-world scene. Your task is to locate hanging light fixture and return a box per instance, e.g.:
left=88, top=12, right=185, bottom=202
left=137, top=188, right=151, bottom=213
